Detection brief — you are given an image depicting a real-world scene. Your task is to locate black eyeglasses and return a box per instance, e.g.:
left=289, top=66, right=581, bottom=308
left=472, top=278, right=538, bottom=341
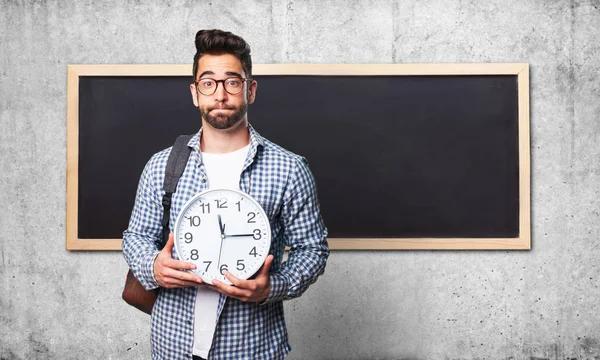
left=194, top=77, right=249, bottom=96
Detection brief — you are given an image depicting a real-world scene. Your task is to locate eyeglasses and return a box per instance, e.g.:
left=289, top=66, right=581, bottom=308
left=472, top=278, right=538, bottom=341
left=194, top=77, right=249, bottom=96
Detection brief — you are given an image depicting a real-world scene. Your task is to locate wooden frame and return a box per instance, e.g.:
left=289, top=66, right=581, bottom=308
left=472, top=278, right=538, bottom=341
left=66, top=63, right=530, bottom=250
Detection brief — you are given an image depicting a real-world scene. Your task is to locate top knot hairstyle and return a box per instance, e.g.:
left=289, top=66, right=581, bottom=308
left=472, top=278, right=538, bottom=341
left=193, top=29, right=253, bottom=80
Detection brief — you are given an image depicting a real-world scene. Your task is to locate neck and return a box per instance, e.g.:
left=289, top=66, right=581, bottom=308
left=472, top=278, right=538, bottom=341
left=200, top=118, right=250, bottom=154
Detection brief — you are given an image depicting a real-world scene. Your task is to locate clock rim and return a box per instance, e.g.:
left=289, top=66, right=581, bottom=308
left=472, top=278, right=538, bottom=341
left=173, top=187, right=272, bottom=285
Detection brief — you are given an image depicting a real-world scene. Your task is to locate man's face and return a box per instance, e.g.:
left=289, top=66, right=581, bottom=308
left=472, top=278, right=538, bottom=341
left=190, top=53, right=257, bottom=130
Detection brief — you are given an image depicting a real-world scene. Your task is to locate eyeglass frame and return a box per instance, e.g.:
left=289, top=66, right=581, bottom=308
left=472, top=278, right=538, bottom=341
left=193, top=77, right=252, bottom=96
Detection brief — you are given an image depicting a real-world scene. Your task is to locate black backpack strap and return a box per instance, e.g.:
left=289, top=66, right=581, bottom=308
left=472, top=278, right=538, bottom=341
left=158, top=134, right=194, bottom=249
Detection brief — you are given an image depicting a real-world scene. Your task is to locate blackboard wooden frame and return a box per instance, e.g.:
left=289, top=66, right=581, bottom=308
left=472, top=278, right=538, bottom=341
left=66, top=63, right=530, bottom=251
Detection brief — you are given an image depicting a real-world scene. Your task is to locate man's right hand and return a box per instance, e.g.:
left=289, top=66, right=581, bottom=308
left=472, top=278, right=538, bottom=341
left=154, top=233, right=205, bottom=288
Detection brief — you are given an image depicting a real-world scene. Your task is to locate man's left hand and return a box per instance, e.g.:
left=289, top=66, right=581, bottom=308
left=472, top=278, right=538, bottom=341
left=209, top=255, right=274, bottom=303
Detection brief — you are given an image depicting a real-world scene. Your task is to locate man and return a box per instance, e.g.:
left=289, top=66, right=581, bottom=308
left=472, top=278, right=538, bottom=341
left=122, top=29, right=329, bottom=360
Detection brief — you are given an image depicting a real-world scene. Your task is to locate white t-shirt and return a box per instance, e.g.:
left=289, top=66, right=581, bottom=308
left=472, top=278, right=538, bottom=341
left=192, top=144, right=250, bottom=358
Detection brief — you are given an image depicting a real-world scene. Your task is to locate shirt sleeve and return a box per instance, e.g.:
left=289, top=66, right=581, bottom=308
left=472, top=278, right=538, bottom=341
left=263, top=157, right=330, bottom=304
left=122, top=158, right=163, bottom=291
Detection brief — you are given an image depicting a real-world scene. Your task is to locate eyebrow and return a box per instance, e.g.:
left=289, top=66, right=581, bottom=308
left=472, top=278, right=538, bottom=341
left=198, top=70, right=244, bottom=79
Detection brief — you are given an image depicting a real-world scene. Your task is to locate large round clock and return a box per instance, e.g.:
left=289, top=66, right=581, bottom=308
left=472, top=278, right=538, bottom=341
left=174, top=188, right=271, bottom=285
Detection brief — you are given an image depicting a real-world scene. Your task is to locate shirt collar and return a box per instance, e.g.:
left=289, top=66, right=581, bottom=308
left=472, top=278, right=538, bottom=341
left=187, top=123, right=265, bottom=163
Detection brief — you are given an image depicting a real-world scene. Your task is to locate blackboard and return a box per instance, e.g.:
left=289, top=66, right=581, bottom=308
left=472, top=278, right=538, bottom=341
left=66, top=64, right=530, bottom=250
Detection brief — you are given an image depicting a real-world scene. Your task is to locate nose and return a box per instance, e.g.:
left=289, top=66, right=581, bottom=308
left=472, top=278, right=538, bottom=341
left=213, top=81, right=228, bottom=102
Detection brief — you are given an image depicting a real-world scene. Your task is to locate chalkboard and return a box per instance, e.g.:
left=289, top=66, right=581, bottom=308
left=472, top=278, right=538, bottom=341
left=66, top=64, right=530, bottom=250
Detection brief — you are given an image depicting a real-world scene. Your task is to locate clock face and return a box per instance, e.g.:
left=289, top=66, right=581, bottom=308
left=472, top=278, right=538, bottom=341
left=174, top=188, right=271, bottom=285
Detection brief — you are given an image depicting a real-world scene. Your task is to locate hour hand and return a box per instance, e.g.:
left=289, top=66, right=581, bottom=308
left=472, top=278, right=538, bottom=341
left=218, top=215, right=225, bottom=237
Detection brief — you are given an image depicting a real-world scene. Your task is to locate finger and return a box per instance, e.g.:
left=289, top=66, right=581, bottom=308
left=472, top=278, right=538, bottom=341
left=258, top=255, right=274, bottom=276
left=208, top=282, right=248, bottom=300
left=223, top=270, right=244, bottom=287
left=210, top=278, right=231, bottom=290
left=211, top=278, right=242, bottom=293
left=163, top=268, right=204, bottom=284
left=163, top=258, right=197, bottom=271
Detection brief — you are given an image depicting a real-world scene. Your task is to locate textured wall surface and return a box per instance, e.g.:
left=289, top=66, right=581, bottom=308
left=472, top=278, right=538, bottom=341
left=1, top=0, right=599, bottom=359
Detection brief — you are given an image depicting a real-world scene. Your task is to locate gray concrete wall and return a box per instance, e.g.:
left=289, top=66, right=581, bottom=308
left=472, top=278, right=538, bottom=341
left=1, top=0, right=599, bottom=359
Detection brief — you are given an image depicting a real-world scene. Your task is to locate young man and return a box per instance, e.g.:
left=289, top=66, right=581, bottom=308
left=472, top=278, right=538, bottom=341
left=122, top=29, right=329, bottom=360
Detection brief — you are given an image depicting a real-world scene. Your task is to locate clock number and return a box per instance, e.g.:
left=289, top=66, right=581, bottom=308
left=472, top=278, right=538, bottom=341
left=247, top=212, right=256, bottom=223
left=203, top=261, right=212, bottom=272
left=199, top=202, right=211, bottom=214
left=184, top=232, right=193, bottom=243
left=253, top=229, right=261, bottom=240
left=235, top=200, right=241, bottom=212
left=249, top=247, right=257, bottom=257
left=185, top=215, right=201, bottom=227
left=220, top=264, right=228, bottom=275
left=237, top=259, right=245, bottom=271
left=190, top=249, right=199, bottom=261
left=215, top=198, right=228, bottom=209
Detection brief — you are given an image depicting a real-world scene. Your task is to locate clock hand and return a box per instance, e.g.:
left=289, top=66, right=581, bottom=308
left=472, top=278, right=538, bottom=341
left=218, top=215, right=225, bottom=236
left=217, top=240, right=224, bottom=275
left=227, top=233, right=255, bottom=237
left=217, top=215, right=225, bottom=275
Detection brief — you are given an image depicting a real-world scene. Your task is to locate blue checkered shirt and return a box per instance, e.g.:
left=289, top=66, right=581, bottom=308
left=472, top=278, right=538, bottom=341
left=122, top=124, right=329, bottom=360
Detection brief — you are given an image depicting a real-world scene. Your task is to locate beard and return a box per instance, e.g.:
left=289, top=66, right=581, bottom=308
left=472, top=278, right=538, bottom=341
left=200, top=103, right=248, bottom=130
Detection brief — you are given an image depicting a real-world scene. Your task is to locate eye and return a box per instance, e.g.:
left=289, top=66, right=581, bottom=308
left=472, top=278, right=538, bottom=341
left=200, top=79, right=215, bottom=87
left=226, top=79, right=242, bottom=87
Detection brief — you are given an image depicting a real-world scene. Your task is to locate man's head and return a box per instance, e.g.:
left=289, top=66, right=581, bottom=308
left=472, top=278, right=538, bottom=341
left=190, top=29, right=257, bottom=131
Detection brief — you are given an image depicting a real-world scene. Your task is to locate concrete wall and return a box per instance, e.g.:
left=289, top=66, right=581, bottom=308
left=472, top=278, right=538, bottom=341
left=1, top=0, right=599, bottom=359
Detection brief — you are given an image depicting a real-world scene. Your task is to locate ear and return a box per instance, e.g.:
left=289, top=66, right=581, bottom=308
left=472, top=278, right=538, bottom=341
left=190, top=83, right=199, bottom=107
left=247, top=80, right=257, bottom=104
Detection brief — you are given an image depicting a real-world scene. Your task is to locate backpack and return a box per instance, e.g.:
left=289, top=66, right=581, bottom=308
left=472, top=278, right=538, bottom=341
left=122, top=134, right=194, bottom=314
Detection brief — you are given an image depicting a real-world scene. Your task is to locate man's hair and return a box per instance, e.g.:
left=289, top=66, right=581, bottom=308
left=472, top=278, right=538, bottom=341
left=193, top=29, right=253, bottom=80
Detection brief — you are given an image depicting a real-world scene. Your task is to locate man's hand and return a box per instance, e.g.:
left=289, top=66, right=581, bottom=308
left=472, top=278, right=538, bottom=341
left=209, top=255, right=274, bottom=303
left=153, top=233, right=204, bottom=288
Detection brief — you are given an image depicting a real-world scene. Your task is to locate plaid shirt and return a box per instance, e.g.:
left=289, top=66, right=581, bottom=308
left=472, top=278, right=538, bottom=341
left=122, top=124, right=329, bottom=360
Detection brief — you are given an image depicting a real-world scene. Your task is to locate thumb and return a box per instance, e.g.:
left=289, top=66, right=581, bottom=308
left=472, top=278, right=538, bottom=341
left=163, top=233, right=175, bottom=253
left=260, top=254, right=274, bottom=276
